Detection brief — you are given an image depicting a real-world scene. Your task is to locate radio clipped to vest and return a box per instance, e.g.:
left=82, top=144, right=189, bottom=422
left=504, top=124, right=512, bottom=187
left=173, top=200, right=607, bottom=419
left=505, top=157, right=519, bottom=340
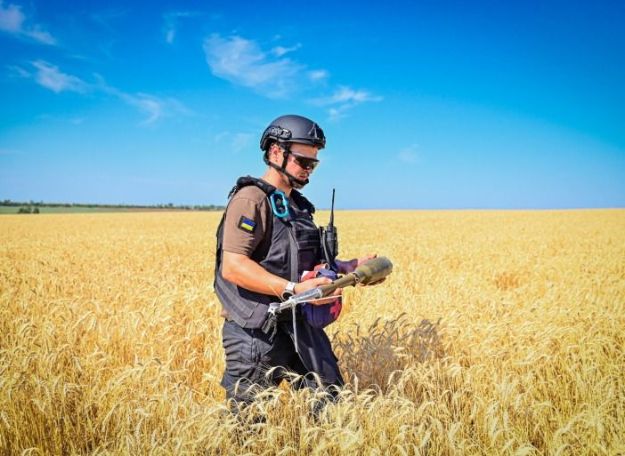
left=319, top=188, right=339, bottom=272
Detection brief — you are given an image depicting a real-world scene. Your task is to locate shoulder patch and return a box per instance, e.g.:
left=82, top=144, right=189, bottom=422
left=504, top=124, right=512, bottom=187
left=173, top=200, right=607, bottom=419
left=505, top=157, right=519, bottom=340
left=238, top=216, right=256, bottom=233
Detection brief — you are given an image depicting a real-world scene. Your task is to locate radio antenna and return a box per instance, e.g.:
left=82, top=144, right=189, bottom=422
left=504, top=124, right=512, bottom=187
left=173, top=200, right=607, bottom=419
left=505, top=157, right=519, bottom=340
left=329, top=188, right=335, bottom=227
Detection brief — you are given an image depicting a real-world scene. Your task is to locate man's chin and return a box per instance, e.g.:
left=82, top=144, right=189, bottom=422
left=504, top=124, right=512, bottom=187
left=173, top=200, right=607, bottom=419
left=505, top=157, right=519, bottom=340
left=283, top=171, right=308, bottom=189
left=292, top=180, right=307, bottom=190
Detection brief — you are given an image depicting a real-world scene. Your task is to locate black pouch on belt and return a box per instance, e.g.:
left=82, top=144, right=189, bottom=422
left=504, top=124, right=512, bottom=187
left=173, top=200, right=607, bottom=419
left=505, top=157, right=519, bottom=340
left=261, top=312, right=279, bottom=342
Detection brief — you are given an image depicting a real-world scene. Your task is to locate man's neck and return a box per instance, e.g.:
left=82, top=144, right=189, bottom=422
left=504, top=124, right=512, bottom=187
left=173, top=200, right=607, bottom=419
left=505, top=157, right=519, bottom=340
left=262, top=168, right=293, bottom=196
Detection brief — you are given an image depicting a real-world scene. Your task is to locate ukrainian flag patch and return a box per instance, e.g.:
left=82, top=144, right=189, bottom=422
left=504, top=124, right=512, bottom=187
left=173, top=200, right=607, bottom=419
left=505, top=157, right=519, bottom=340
left=238, top=216, right=256, bottom=233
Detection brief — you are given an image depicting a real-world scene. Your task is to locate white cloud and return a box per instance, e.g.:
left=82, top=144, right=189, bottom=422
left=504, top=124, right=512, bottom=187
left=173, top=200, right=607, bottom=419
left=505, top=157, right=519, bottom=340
left=6, top=63, right=30, bottom=78
left=214, top=131, right=254, bottom=153
left=313, top=86, right=383, bottom=106
left=96, top=78, right=190, bottom=125
left=32, top=60, right=88, bottom=93
left=163, top=11, right=196, bottom=44
left=114, top=92, right=190, bottom=126
left=9, top=62, right=189, bottom=125
left=25, top=24, right=54, bottom=44
left=122, top=93, right=163, bottom=125
left=214, top=131, right=229, bottom=143
left=0, top=1, right=22, bottom=32
left=327, top=106, right=350, bottom=122
left=271, top=43, right=301, bottom=57
left=202, top=33, right=382, bottom=118
left=0, top=1, right=56, bottom=45
left=203, top=34, right=304, bottom=98
left=398, top=144, right=420, bottom=164
left=12, top=61, right=89, bottom=93
left=165, top=28, right=175, bottom=44
left=308, top=69, right=329, bottom=82
left=232, top=133, right=253, bottom=153
left=313, top=86, right=383, bottom=121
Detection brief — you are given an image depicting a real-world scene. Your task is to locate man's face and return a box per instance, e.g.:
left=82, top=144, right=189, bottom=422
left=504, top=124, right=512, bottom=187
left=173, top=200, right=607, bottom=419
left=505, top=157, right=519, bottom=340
left=270, top=143, right=320, bottom=188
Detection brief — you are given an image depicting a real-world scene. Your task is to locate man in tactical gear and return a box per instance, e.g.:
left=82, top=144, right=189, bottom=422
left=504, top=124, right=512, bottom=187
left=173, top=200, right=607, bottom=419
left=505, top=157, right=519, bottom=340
left=214, top=114, right=374, bottom=408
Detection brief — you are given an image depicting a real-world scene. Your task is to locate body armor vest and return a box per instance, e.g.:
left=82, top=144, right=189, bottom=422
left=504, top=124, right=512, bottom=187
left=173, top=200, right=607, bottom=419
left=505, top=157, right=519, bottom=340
left=214, top=176, right=322, bottom=328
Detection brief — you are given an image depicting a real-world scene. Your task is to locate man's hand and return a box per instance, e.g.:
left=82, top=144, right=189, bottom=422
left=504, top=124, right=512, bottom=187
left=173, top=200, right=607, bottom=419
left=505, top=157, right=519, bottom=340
left=294, top=277, right=342, bottom=302
left=356, top=253, right=377, bottom=267
left=335, top=254, right=385, bottom=285
left=336, top=254, right=378, bottom=274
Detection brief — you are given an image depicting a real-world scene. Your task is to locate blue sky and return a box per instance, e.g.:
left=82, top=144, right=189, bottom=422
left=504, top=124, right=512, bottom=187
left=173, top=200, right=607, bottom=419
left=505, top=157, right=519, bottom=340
left=1, top=0, right=624, bottom=209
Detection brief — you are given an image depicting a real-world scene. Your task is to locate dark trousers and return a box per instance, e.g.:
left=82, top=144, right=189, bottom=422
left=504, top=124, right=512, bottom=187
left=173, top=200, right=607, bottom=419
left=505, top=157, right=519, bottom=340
left=220, top=318, right=344, bottom=406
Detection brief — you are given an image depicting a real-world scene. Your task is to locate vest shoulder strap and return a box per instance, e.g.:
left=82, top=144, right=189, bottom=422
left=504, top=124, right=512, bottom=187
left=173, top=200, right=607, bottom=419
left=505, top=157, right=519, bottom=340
left=291, top=189, right=316, bottom=215
left=228, top=175, right=276, bottom=199
left=228, top=176, right=315, bottom=216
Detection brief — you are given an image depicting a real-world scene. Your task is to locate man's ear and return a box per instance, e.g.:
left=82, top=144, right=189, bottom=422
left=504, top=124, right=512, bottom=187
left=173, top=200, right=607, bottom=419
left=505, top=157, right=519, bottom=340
left=268, top=143, right=282, bottom=163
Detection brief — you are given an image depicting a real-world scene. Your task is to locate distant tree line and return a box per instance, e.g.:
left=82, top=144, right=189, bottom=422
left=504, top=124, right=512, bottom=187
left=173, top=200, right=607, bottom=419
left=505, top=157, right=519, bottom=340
left=17, top=206, right=40, bottom=214
left=2, top=199, right=225, bottom=214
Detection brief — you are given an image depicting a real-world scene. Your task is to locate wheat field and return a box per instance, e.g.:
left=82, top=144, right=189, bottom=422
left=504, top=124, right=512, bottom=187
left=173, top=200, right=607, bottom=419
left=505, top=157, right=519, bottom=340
left=1, top=210, right=624, bottom=455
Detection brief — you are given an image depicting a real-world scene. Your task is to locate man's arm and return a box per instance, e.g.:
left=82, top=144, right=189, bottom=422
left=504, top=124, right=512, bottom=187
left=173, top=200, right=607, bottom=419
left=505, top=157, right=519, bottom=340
left=222, top=251, right=332, bottom=297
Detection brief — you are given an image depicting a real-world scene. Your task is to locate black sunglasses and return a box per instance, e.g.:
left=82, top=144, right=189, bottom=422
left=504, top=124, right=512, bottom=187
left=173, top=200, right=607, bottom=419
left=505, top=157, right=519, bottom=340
left=291, top=153, right=319, bottom=171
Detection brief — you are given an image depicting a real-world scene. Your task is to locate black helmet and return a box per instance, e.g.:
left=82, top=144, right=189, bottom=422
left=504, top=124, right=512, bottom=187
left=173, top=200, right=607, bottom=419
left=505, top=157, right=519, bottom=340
left=260, top=114, right=326, bottom=151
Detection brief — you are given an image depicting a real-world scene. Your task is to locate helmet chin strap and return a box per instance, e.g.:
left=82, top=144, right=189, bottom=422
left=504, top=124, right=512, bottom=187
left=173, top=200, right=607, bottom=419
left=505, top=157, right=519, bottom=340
left=284, top=169, right=309, bottom=189
left=264, top=144, right=309, bottom=188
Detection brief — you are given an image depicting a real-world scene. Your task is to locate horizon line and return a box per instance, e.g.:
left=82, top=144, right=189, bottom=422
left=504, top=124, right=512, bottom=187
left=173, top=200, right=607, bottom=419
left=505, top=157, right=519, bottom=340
left=1, top=199, right=623, bottom=212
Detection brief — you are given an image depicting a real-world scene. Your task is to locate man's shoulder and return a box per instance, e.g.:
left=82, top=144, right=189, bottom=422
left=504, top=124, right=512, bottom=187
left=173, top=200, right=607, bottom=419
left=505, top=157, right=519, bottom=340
left=231, top=185, right=269, bottom=204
